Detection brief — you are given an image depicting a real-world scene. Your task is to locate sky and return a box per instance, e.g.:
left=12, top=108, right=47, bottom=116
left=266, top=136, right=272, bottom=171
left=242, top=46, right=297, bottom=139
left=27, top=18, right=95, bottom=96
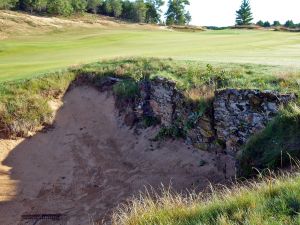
left=162, top=0, right=300, bottom=26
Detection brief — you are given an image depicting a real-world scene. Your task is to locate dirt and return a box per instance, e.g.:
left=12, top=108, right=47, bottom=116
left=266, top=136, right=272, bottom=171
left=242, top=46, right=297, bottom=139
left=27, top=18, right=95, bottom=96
left=0, top=86, right=229, bottom=225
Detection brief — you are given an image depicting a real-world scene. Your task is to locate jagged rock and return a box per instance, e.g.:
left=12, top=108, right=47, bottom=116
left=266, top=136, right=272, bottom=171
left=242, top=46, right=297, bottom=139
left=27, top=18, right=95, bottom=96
left=122, top=77, right=296, bottom=155
left=214, top=89, right=296, bottom=152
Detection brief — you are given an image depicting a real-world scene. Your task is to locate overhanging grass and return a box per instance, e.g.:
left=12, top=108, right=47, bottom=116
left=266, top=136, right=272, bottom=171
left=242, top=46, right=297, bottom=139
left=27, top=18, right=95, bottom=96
left=0, top=57, right=299, bottom=138
left=239, top=104, right=300, bottom=177
left=0, top=71, right=76, bottom=137
left=112, top=173, right=300, bottom=225
left=76, top=58, right=300, bottom=95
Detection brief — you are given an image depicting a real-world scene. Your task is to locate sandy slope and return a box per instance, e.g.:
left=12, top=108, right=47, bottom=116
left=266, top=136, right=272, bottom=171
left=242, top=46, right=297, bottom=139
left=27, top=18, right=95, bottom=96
left=0, top=86, right=229, bottom=225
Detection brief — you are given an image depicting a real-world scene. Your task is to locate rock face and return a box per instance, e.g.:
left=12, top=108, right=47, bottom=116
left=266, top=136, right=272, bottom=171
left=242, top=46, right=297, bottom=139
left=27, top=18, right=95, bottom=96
left=214, top=89, right=297, bottom=153
left=149, top=77, right=176, bottom=126
left=132, top=77, right=297, bottom=154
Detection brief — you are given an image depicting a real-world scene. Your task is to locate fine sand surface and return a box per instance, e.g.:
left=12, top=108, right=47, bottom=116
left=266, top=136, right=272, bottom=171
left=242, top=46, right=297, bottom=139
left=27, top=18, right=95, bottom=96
left=0, top=86, right=228, bottom=225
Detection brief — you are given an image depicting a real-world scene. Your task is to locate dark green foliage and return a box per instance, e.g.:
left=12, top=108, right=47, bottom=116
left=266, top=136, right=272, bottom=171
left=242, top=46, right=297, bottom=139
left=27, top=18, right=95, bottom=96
left=47, top=0, right=74, bottom=15
left=4, top=0, right=165, bottom=23
left=0, top=0, right=18, bottom=9
left=145, top=0, right=164, bottom=23
left=120, top=0, right=135, bottom=20
left=103, top=0, right=123, bottom=17
left=113, top=79, right=140, bottom=100
left=285, top=20, right=295, bottom=28
left=142, top=115, right=160, bottom=127
left=155, top=124, right=186, bottom=140
left=165, top=0, right=190, bottom=25
left=239, top=104, right=300, bottom=177
left=87, top=0, right=102, bottom=13
left=256, top=20, right=264, bottom=27
left=71, top=0, right=87, bottom=13
left=236, top=0, right=253, bottom=25
left=273, top=20, right=281, bottom=27
left=263, top=21, right=271, bottom=27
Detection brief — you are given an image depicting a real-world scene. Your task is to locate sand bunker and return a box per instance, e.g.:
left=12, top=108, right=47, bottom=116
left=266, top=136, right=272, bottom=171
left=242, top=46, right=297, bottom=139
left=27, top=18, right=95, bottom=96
left=0, top=86, right=227, bottom=224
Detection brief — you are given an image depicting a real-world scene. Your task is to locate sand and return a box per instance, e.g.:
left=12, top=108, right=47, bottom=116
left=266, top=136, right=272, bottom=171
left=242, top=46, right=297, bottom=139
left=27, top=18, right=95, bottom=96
left=0, top=86, right=228, bottom=225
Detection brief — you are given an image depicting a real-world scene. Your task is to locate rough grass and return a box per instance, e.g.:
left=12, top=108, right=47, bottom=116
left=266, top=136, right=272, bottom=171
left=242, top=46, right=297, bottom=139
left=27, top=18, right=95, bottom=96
left=112, top=172, right=300, bottom=225
left=0, top=71, right=76, bottom=137
left=76, top=58, right=300, bottom=96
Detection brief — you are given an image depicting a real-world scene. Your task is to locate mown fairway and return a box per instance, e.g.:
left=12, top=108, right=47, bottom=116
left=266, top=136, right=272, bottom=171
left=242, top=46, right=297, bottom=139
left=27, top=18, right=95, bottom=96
left=0, top=26, right=300, bottom=81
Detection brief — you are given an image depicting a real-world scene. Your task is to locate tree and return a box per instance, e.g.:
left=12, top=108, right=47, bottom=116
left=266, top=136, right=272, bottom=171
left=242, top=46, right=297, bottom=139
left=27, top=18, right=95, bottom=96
left=71, top=0, right=87, bottom=13
left=185, top=11, right=191, bottom=24
left=145, top=0, right=164, bottom=24
left=263, top=21, right=270, bottom=27
left=103, top=0, right=122, bottom=17
left=165, top=0, right=190, bottom=25
left=0, top=0, right=18, bottom=9
left=132, top=0, right=147, bottom=22
left=256, top=20, right=264, bottom=27
left=87, top=0, right=103, bottom=13
left=235, top=0, right=253, bottom=25
left=273, top=21, right=281, bottom=27
left=120, top=0, right=134, bottom=20
left=284, top=20, right=295, bottom=28
left=47, top=0, right=74, bottom=15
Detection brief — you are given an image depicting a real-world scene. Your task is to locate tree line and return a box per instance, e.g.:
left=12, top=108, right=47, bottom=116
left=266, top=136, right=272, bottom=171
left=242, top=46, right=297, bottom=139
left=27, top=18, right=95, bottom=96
left=236, top=0, right=300, bottom=28
left=0, top=0, right=191, bottom=25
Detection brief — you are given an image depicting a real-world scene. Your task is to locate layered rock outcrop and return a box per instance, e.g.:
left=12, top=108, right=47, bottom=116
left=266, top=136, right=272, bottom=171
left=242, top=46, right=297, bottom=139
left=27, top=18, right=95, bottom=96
left=132, top=77, right=297, bottom=154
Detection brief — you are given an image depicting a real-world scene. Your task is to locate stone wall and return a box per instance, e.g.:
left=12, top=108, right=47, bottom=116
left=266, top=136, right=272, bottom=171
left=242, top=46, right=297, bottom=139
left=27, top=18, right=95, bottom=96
left=132, top=77, right=297, bottom=154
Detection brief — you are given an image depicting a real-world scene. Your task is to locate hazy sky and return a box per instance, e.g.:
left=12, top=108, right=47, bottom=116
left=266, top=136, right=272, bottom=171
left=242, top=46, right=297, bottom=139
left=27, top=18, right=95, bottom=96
left=162, top=0, right=300, bottom=26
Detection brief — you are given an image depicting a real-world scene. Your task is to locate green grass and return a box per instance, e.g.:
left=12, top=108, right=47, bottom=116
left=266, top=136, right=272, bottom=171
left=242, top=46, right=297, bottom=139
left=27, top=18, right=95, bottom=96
left=1, top=27, right=300, bottom=81
left=1, top=58, right=299, bottom=138
left=239, top=104, right=300, bottom=177
left=112, top=172, right=300, bottom=225
left=0, top=71, right=76, bottom=137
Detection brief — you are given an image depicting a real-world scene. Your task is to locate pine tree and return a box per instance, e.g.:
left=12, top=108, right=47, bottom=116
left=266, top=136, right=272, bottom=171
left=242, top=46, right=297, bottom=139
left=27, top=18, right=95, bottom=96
left=235, top=0, right=253, bottom=25
left=165, top=0, right=190, bottom=25
left=145, top=0, right=164, bottom=24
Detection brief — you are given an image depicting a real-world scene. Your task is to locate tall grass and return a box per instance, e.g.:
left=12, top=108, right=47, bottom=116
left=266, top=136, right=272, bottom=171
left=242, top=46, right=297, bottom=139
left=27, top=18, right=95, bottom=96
left=112, top=171, right=300, bottom=225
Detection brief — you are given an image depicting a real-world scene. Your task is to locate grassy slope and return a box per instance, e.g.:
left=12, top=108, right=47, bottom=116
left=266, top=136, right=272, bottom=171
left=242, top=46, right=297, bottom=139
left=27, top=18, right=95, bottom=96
left=0, top=11, right=300, bottom=81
